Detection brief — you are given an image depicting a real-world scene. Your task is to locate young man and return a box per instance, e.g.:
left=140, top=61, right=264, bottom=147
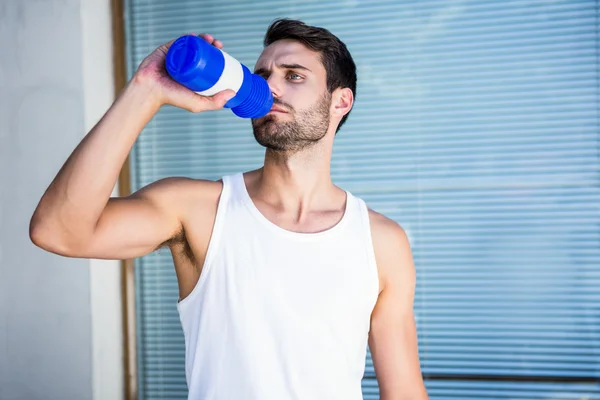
left=30, top=19, right=429, bottom=400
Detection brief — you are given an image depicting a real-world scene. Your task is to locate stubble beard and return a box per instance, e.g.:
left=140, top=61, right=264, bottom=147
left=251, top=93, right=332, bottom=153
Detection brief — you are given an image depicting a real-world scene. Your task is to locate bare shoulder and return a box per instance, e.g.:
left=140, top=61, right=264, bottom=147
left=367, top=208, right=415, bottom=292
left=368, top=208, right=411, bottom=255
left=131, top=176, right=223, bottom=206
left=126, top=176, right=224, bottom=249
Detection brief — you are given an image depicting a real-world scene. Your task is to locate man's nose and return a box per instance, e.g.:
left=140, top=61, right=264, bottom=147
left=266, top=75, right=282, bottom=98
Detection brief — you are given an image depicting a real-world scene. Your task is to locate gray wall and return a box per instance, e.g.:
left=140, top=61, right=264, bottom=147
left=0, top=1, right=97, bottom=399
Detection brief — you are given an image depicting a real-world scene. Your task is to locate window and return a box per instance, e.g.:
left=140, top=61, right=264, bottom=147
left=125, top=1, right=600, bottom=398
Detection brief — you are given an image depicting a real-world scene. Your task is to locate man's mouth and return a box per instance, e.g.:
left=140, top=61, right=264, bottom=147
left=269, top=104, right=289, bottom=114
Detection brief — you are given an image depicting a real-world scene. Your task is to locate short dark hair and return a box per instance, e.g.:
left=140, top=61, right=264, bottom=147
left=263, top=18, right=357, bottom=133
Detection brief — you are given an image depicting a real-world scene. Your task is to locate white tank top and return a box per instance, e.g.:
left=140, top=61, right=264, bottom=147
left=177, top=173, right=380, bottom=400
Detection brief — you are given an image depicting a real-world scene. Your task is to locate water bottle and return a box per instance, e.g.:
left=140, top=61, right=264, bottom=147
left=165, top=35, right=274, bottom=118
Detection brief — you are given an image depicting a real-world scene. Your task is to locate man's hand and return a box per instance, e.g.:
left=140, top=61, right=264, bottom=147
left=134, top=33, right=235, bottom=112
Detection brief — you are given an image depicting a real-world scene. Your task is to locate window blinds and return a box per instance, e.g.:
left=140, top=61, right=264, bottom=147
left=124, top=1, right=600, bottom=398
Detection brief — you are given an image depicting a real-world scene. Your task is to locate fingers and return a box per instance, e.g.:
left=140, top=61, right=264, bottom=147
left=172, top=89, right=236, bottom=113
left=161, top=33, right=223, bottom=52
left=164, top=33, right=224, bottom=49
left=198, top=33, right=224, bottom=49
left=200, top=90, right=236, bottom=111
left=158, top=37, right=178, bottom=53
left=213, top=90, right=236, bottom=106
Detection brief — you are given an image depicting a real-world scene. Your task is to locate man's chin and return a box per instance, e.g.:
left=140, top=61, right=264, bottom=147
left=252, top=116, right=287, bottom=136
left=252, top=115, right=275, bottom=131
left=253, top=136, right=286, bottom=151
left=252, top=126, right=290, bottom=150
left=253, top=128, right=279, bottom=142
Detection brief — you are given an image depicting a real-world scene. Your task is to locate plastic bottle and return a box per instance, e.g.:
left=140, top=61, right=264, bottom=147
left=165, top=35, right=273, bottom=118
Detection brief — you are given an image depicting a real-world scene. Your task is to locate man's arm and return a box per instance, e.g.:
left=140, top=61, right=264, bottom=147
left=368, top=211, right=429, bottom=400
left=29, top=34, right=233, bottom=260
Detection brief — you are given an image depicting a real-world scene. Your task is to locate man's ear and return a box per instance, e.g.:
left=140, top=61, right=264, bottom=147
left=331, top=87, right=354, bottom=118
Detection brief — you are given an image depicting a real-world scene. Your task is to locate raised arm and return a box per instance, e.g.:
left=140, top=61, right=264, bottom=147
left=29, top=34, right=234, bottom=260
left=368, top=210, right=429, bottom=400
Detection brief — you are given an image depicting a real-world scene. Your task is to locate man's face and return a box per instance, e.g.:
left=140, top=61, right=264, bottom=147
left=251, top=40, right=332, bottom=152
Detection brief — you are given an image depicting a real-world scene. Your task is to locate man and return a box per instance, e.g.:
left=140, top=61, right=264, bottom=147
left=30, top=19, right=428, bottom=400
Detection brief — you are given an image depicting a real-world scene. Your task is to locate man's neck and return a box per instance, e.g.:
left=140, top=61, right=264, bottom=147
left=247, top=141, right=339, bottom=213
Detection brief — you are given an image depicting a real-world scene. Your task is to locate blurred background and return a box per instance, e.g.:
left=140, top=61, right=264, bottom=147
left=1, top=0, right=599, bottom=399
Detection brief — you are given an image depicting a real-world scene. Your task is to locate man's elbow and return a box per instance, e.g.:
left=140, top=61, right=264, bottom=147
left=30, top=219, right=66, bottom=255
left=29, top=215, right=87, bottom=257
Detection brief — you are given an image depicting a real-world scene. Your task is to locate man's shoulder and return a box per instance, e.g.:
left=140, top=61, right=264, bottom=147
left=145, top=169, right=256, bottom=208
left=367, top=208, right=407, bottom=241
left=365, top=207, right=413, bottom=284
left=133, top=176, right=224, bottom=214
left=151, top=176, right=223, bottom=189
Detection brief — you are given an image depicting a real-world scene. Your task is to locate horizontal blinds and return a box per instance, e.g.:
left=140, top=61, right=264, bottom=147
left=125, top=0, right=600, bottom=399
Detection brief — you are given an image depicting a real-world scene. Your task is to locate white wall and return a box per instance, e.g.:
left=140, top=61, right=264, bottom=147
left=0, top=1, right=124, bottom=399
left=81, top=0, right=125, bottom=399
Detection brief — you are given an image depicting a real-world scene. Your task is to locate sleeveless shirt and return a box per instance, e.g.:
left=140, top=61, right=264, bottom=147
left=177, top=173, right=379, bottom=399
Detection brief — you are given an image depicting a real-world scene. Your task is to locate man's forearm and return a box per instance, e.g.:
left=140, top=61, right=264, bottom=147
left=30, top=79, right=161, bottom=242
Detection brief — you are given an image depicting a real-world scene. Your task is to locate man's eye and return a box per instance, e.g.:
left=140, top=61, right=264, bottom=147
left=288, top=73, right=302, bottom=81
